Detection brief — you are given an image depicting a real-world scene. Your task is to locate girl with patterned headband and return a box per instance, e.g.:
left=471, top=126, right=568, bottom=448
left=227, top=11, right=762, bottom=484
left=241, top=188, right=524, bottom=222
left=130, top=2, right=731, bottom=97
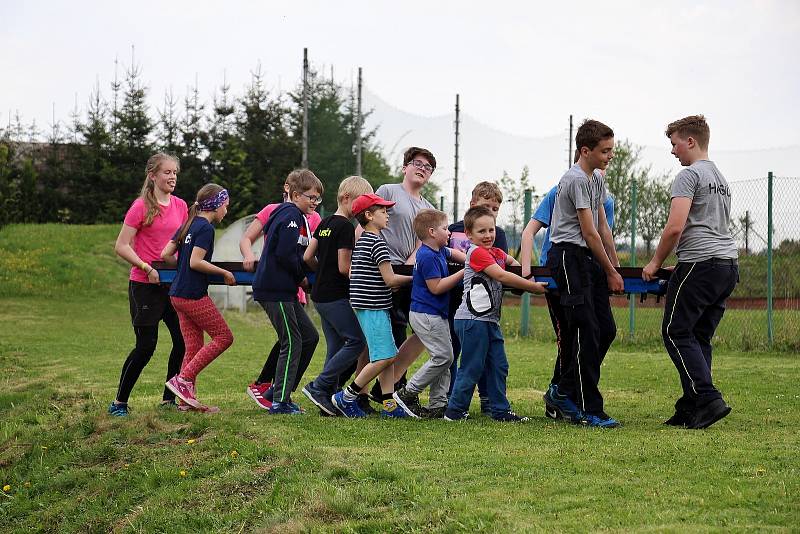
left=161, top=183, right=237, bottom=412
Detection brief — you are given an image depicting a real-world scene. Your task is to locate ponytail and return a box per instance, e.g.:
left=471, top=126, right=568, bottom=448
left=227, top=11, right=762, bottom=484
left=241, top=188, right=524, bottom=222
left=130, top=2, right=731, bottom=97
left=176, top=183, right=225, bottom=245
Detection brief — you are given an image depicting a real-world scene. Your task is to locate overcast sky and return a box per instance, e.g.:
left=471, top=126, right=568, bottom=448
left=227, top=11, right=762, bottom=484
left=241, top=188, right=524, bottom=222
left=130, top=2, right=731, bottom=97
left=3, top=1, right=799, bottom=153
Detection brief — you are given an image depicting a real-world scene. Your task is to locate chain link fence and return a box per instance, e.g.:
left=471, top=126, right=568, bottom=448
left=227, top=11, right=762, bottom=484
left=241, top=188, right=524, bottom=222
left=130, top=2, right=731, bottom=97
left=507, top=175, right=800, bottom=351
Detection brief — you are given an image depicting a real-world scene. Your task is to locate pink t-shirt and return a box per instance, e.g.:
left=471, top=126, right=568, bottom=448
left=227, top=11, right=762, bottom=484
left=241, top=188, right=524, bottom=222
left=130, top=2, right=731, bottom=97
left=255, top=203, right=321, bottom=303
left=123, top=196, right=188, bottom=283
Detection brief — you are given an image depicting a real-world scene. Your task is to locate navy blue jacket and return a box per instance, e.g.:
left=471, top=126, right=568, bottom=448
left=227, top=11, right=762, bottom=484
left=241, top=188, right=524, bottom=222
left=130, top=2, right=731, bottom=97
left=252, top=202, right=310, bottom=302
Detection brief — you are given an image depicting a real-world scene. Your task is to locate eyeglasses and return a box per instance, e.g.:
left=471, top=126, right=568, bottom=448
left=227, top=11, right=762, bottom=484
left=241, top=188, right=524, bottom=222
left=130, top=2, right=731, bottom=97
left=408, top=159, right=434, bottom=173
left=301, top=193, right=322, bottom=203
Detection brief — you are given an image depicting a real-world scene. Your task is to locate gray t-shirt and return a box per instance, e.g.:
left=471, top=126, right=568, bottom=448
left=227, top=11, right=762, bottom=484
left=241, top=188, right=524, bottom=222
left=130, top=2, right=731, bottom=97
left=375, top=183, right=435, bottom=264
left=671, top=160, right=737, bottom=262
left=549, top=164, right=607, bottom=248
left=454, top=245, right=506, bottom=324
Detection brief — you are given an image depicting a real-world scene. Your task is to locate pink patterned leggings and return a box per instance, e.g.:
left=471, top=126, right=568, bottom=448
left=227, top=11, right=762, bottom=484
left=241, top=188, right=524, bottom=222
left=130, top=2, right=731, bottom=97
left=170, top=295, right=234, bottom=382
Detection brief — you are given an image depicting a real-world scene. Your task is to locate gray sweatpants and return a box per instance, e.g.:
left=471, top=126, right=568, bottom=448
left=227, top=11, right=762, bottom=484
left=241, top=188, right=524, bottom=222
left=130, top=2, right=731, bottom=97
left=407, top=311, right=454, bottom=408
left=260, top=300, right=319, bottom=403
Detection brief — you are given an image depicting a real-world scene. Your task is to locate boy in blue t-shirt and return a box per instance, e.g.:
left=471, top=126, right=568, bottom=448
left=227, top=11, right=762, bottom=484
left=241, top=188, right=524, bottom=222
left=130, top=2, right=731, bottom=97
left=393, top=210, right=466, bottom=419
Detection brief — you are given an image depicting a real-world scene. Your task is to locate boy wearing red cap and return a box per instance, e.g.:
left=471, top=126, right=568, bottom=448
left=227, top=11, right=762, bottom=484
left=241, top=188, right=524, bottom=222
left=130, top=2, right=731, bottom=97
left=332, top=194, right=413, bottom=418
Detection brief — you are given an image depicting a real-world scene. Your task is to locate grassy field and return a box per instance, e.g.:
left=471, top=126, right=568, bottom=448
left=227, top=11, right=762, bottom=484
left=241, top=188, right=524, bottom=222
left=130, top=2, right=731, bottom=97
left=1, top=224, right=799, bottom=532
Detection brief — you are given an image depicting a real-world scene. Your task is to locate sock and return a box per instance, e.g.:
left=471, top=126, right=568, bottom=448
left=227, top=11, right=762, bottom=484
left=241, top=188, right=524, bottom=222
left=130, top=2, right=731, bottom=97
left=343, top=383, right=360, bottom=402
left=381, top=392, right=397, bottom=411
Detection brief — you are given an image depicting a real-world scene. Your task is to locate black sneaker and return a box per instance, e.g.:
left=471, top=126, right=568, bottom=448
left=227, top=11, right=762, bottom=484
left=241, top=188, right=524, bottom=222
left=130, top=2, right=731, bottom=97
left=392, top=387, right=423, bottom=419
left=689, top=398, right=731, bottom=429
left=663, top=410, right=693, bottom=426
left=421, top=406, right=446, bottom=419
left=444, top=408, right=469, bottom=422
left=492, top=410, right=530, bottom=423
left=301, top=382, right=338, bottom=416
left=357, top=394, right=376, bottom=415
left=368, top=381, right=383, bottom=404
left=544, top=405, right=562, bottom=420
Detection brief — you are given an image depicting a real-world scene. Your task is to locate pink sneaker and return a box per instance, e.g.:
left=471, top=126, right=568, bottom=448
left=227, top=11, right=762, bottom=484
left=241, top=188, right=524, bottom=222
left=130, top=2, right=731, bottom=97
left=177, top=399, right=220, bottom=414
left=166, top=376, right=200, bottom=408
left=247, top=382, right=273, bottom=410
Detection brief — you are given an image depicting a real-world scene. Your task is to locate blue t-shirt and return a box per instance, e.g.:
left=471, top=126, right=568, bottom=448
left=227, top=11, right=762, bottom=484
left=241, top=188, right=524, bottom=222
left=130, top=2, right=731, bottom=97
left=168, top=217, right=215, bottom=299
left=410, top=244, right=452, bottom=318
left=533, top=185, right=615, bottom=265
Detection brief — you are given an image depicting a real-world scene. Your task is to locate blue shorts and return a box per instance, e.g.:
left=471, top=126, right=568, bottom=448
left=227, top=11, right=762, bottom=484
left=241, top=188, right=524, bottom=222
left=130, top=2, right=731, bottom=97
left=354, top=309, right=397, bottom=362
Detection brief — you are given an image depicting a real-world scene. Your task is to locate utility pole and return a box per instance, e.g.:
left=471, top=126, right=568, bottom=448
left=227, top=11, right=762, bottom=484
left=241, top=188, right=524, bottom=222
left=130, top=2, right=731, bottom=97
left=568, top=114, right=573, bottom=168
left=744, top=210, right=750, bottom=254
left=355, top=67, right=363, bottom=176
left=302, top=48, right=309, bottom=168
left=453, top=93, right=460, bottom=222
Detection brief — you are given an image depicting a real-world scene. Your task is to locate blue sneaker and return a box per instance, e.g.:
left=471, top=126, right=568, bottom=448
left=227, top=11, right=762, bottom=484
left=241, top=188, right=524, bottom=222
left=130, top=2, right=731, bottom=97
left=269, top=401, right=303, bottom=415
left=577, top=413, right=620, bottom=428
left=543, top=384, right=582, bottom=422
left=381, top=403, right=410, bottom=418
left=108, top=402, right=129, bottom=417
left=332, top=391, right=367, bottom=418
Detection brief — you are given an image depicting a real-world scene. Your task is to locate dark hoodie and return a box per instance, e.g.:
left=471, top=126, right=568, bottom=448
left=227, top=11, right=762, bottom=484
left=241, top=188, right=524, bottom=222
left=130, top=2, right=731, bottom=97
left=252, top=202, right=310, bottom=302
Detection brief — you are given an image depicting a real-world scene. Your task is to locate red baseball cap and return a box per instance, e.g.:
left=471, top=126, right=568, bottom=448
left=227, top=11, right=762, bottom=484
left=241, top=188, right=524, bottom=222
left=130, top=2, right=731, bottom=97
left=351, top=193, right=395, bottom=216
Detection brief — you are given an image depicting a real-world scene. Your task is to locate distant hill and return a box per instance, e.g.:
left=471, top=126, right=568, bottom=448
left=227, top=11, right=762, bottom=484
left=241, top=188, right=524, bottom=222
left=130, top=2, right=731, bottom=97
left=363, top=88, right=800, bottom=222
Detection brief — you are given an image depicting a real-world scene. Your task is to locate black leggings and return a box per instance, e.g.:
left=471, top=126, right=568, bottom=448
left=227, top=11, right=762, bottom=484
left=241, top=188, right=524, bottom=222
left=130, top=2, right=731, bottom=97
left=115, top=314, right=185, bottom=403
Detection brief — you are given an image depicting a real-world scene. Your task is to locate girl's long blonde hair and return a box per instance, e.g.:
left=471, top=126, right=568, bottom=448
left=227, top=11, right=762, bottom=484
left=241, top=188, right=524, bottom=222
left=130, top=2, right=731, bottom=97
left=139, top=153, right=180, bottom=226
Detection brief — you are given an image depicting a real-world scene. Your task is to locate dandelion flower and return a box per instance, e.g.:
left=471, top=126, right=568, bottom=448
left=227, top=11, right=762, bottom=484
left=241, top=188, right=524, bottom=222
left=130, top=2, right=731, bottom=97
left=180, top=470, right=187, bottom=477
left=230, top=450, right=239, bottom=458
left=2, top=485, right=10, bottom=492
left=187, top=439, right=196, bottom=445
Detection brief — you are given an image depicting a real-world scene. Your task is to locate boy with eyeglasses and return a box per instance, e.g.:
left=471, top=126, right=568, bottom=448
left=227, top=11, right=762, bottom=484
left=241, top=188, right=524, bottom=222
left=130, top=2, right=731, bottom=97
left=251, top=169, right=322, bottom=414
left=241, top=175, right=322, bottom=410
left=373, top=147, right=437, bottom=399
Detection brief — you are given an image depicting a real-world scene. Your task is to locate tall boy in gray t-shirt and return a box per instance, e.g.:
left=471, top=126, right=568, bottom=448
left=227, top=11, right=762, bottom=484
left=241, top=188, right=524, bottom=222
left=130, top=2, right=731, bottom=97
left=643, top=115, right=738, bottom=430
left=373, top=147, right=436, bottom=399
left=543, top=119, right=624, bottom=429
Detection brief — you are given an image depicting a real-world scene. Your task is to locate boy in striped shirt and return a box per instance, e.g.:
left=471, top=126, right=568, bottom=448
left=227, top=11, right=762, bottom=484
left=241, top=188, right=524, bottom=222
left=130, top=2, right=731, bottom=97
left=332, top=194, right=413, bottom=418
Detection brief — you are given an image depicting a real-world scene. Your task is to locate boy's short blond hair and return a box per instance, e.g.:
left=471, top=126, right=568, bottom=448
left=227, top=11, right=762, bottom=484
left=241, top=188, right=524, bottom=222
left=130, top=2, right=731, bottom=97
left=286, top=169, right=324, bottom=197
left=338, top=176, right=373, bottom=204
left=413, top=209, right=448, bottom=240
left=666, top=115, right=710, bottom=150
left=471, top=181, right=503, bottom=204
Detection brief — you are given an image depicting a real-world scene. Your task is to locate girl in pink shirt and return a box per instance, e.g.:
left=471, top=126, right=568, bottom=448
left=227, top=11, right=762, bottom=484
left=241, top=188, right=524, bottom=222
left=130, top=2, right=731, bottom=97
left=108, top=153, right=188, bottom=417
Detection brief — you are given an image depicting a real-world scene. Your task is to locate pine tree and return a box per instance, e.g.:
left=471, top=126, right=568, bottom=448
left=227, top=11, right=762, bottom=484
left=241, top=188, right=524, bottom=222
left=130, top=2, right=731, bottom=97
left=206, top=76, right=253, bottom=219
left=108, top=60, right=154, bottom=222
left=237, top=65, right=300, bottom=210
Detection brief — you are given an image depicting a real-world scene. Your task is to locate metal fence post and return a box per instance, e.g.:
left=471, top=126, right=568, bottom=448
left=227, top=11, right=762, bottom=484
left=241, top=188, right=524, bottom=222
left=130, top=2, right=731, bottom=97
left=520, top=189, right=532, bottom=336
left=767, top=171, right=774, bottom=346
left=629, top=180, right=637, bottom=338
left=440, top=195, right=445, bottom=212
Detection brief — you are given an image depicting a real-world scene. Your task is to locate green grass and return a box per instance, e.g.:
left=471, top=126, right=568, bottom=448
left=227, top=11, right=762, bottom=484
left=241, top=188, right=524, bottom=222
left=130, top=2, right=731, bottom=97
left=1, top=224, right=799, bottom=531
left=1, top=294, right=799, bottom=532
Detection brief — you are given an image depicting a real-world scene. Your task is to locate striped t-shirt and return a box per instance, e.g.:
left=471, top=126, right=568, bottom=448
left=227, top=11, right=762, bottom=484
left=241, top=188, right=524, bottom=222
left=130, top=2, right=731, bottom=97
left=350, top=231, right=392, bottom=310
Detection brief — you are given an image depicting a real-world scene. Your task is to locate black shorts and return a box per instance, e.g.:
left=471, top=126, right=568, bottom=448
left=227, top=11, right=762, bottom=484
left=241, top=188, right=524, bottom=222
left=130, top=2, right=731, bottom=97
left=128, top=281, right=176, bottom=327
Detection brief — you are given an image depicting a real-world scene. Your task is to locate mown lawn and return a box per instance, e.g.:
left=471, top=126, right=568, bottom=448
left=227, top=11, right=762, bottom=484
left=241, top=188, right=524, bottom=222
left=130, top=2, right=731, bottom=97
left=1, top=223, right=798, bottom=532
left=1, top=293, right=798, bottom=532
